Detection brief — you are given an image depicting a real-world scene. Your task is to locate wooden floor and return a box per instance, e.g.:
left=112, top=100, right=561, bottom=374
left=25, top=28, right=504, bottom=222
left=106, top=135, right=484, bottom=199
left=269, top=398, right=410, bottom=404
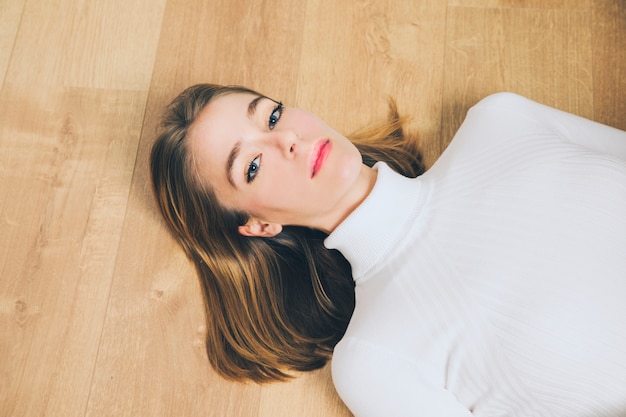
left=1, top=0, right=625, bottom=416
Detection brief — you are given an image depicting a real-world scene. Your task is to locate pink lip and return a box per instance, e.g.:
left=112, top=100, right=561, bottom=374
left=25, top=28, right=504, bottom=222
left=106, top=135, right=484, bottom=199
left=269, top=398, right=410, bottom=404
left=310, top=139, right=331, bottom=178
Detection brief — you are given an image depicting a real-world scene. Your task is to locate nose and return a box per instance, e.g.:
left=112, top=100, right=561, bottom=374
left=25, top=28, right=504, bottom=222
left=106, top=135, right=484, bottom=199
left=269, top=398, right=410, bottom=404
left=268, top=130, right=298, bottom=158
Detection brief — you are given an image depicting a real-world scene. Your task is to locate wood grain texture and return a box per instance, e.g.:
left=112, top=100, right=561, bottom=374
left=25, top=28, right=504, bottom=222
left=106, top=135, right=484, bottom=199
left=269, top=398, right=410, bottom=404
left=5, top=0, right=166, bottom=89
left=448, top=0, right=590, bottom=8
left=442, top=5, right=594, bottom=147
left=592, top=0, right=626, bottom=130
left=0, top=0, right=26, bottom=85
left=1, top=1, right=625, bottom=416
left=0, top=85, right=147, bottom=417
left=297, top=0, right=447, bottom=167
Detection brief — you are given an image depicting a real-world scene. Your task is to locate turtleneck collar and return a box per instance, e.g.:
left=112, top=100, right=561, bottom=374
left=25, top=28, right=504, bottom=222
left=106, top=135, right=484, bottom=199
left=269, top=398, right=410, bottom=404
left=324, top=162, right=426, bottom=283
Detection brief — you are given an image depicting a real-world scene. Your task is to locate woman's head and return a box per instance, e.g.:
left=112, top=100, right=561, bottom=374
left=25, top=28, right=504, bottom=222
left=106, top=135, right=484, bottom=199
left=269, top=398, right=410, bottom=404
left=186, top=88, right=377, bottom=235
left=150, top=84, right=358, bottom=382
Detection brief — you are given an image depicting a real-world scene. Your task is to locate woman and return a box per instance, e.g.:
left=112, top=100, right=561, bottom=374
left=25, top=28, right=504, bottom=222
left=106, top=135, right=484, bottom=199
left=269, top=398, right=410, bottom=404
left=151, top=84, right=626, bottom=416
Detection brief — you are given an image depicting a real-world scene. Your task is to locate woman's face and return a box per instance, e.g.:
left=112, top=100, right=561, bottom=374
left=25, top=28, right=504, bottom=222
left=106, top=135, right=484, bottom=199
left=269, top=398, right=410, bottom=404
left=188, top=92, right=375, bottom=235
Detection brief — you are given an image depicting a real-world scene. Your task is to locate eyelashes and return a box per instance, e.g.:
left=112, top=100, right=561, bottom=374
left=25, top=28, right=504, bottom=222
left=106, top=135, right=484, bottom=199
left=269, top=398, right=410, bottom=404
left=268, top=102, right=283, bottom=130
left=246, top=154, right=261, bottom=183
left=245, top=100, right=283, bottom=184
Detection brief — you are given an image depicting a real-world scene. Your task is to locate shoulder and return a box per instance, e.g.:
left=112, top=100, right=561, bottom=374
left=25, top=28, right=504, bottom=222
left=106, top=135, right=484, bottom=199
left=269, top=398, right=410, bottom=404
left=427, top=93, right=571, bottom=176
left=458, top=92, right=545, bottom=141
left=471, top=91, right=529, bottom=109
left=332, top=337, right=419, bottom=382
left=331, top=338, right=422, bottom=416
left=331, top=338, right=472, bottom=417
left=461, top=92, right=626, bottom=160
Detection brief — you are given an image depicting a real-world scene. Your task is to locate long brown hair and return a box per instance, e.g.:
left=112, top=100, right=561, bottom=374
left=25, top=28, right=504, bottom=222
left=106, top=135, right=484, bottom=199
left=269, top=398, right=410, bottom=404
left=150, top=84, right=424, bottom=382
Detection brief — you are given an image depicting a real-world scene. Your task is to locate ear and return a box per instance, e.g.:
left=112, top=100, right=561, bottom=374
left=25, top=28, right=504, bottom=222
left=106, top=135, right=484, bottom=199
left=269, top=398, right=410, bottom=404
left=238, top=219, right=283, bottom=237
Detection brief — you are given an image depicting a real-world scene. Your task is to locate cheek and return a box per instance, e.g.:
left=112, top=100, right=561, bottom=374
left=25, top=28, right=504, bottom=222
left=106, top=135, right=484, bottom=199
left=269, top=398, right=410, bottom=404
left=290, top=110, right=330, bottom=134
left=337, top=148, right=363, bottom=180
left=242, top=184, right=283, bottom=215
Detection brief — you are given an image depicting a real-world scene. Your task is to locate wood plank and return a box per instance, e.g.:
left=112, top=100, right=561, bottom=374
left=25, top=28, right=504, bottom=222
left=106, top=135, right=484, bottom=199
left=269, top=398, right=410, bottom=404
left=0, top=0, right=26, bottom=84
left=0, top=85, right=146, bottom=417
left=85, top=236, right=263, bottom=417
left=148, top=0, right=308, bottom=106
left=297, top=0, right=448, bottom=168
left=0, top=0, right=166, bottom=415
left=592, top=0, right=626, bottom=130
left=442, top=6, right=593, bottom=147
left=5, top=0, right=165, bottom=89
left=448, top=0, right=589, bottom=9
left=259, top=367, right=351, bottom=417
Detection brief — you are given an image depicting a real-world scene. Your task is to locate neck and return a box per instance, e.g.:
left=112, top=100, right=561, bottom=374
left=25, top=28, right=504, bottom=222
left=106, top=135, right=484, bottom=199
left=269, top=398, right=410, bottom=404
left=318, top=164, right=378, bottom=234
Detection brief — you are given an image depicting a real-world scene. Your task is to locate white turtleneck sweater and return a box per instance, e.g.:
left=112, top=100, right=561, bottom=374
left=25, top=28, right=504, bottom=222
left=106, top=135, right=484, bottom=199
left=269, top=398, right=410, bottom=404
left=325, top=93, right=626, bottom=417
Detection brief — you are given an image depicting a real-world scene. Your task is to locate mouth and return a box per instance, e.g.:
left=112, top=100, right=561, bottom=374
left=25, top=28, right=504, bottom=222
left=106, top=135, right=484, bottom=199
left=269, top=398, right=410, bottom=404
left=310, top=139, right=331, bottom=178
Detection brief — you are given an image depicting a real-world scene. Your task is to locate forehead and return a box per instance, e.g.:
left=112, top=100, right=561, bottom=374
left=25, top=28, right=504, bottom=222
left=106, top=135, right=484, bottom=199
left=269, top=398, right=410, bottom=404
left=187, top=92, right=259, bottom=188
left=190, top=91, right=257, bottom=144
left=194, top=91, right=259, bottom=131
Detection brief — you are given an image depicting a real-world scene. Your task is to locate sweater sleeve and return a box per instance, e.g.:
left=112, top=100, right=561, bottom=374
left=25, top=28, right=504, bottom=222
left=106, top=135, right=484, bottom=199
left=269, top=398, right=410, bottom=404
left=472, top=92, right=626, bottom=160
left=332, top=338, right=473, bottom=417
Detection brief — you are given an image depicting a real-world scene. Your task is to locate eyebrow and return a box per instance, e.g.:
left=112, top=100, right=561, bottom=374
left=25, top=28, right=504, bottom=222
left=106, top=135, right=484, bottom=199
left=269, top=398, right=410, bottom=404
left=247, top=95, right=265, bottom=118
left=226, top=140, right=241, bottom=188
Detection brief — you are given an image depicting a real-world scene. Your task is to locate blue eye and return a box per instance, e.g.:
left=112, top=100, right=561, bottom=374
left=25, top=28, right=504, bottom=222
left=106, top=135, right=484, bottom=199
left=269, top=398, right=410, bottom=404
left=246, top=155, right=261, bottom=183
left=268, top=103, right=283, bottom=130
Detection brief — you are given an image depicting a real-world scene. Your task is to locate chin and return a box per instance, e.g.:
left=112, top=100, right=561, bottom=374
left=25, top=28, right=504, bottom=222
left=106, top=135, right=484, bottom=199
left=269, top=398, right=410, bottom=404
left=335, top=155, right=363, bottom=184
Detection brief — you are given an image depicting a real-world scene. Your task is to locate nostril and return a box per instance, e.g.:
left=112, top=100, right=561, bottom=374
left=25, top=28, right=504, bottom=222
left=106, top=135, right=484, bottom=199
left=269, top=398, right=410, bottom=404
left=290, top=145, right=295, bottom=153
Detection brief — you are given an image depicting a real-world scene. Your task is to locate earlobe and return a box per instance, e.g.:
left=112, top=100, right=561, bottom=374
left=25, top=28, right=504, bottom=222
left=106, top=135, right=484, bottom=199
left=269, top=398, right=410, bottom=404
left=238, top=220, right=283, bottom=237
